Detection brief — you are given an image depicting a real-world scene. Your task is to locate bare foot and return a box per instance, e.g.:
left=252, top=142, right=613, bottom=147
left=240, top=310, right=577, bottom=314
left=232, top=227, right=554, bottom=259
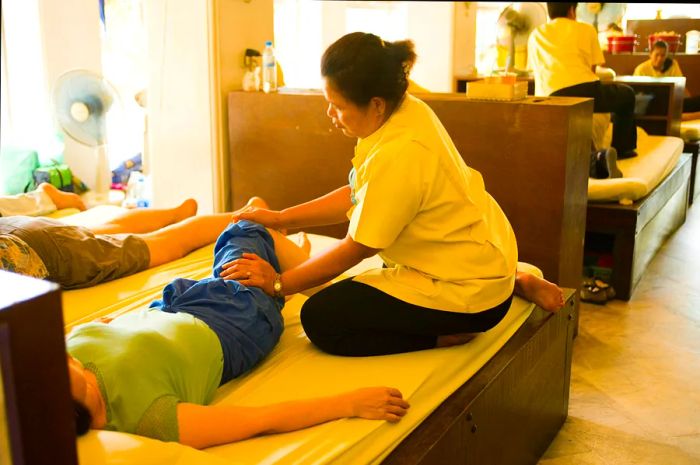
left=515, top=272, right=564, bottom=313
left=174, top=198, right=198, bottom=222
left=436, top=332, right=476, bottom=348
left=39, top=183, right=86, bottom=211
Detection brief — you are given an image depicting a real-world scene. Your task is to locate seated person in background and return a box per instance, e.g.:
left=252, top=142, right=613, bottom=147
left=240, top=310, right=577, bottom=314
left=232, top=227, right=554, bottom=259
left=0, top=182, right=86, bottom=217
left=634, top=40, right=700, bottom=120
left=528, top=2, right=638, bottom=158
left=633, top=40, right=684, bottom=78
left=0, top=195, right=230, bottom=289
left=67, top=197, right=409, bottom=448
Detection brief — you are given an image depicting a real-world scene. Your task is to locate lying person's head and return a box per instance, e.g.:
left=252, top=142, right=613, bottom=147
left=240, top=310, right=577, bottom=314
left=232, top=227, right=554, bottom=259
left=67, top=354, right=106, bottom=434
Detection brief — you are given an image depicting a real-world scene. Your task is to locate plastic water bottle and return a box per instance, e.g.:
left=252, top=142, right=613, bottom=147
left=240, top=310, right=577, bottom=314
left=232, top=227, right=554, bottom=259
left=122, top=171, right=151, bottom=208
left=262, top=40, right=277, bottom=93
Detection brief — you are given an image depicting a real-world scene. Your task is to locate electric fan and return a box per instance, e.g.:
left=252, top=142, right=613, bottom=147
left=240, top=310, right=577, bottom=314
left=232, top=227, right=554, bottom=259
left=576, top=3, right=626, bottom=33
left=495, top=3, right=547, bottom=75
left=53, top=69, right=120, bottom=202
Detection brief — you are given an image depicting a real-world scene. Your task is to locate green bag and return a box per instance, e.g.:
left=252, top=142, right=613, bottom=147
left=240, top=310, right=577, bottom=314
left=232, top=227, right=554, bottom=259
left=0, top=147, right=39, bottom=194
left=33, top=163, right=74, bottom=192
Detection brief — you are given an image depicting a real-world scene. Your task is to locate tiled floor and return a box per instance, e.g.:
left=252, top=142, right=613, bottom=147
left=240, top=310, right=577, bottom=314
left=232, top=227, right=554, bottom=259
left=539, top=201, right=700, bottom=464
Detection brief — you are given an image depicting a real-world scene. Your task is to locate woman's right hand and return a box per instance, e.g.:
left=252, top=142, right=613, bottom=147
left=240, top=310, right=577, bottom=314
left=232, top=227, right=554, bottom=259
left=343, top=387, right=410, bottom=423
left=231, top=206, right=282, bottom=229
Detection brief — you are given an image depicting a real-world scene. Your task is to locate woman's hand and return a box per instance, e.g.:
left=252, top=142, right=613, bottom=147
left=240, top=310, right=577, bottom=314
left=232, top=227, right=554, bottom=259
left=220, top=253, right=278, bottom=296
left=342, top=387, right=410, bottom=423
left=231, top=205, right=282, bottom=229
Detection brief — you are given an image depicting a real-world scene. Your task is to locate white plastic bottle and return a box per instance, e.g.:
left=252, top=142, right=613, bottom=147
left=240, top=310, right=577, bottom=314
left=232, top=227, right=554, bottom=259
left=262, top=40, right=277, bottom=93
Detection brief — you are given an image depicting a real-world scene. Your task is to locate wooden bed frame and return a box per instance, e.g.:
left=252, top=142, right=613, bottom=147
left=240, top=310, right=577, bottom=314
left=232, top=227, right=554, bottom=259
left=228, top=91, right=591, bottom=464
left=684, top=141, right=699, bottom=205
left=0, top=91, right=590, bottom=465
left=584, top=77, right=691, bottom=300
left=586, top=154, right=692, bottom=300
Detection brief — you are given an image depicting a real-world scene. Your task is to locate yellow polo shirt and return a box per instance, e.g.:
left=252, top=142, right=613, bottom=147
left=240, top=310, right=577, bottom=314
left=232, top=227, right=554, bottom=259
left=527, top=18, right=604, bottom=96
left=347, top=94, right=517, bottom=313
left=633, top=59, right=683, bottom=78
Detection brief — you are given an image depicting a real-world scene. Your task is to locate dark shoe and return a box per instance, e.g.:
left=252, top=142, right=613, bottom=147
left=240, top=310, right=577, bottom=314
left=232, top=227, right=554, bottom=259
left=604, top=147, right=623, bottom=178
left=593, top=278, right=616, bottom=300
left=590, top=150, right=610, bottom=179
left=618, top=150, right=638, bottom=160
left=580, top=284, right=608, bottom=304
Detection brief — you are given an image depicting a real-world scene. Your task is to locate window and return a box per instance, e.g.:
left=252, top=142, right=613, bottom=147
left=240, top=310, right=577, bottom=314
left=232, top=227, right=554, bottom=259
left=273, top=0, right=453, bottom=92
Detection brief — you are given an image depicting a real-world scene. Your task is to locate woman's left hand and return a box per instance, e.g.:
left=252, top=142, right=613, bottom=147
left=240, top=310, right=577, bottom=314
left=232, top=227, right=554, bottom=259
left=220, top=253, right=277, bottom=295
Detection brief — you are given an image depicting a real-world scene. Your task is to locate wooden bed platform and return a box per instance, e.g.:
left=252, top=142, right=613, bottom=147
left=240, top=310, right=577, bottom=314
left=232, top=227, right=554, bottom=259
left=228, top=90, right=591, bottom=464
left=584, top=77, right=691, bottom=300
left=586, top=154, right=692, bottom=300
left=683, top=141, right=699, bottom=205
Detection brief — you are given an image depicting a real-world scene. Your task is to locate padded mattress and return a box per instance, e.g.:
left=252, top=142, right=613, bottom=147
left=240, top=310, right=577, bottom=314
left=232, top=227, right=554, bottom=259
left=58, top=209, right=539, bottom=465
left=681, top=118, right=700, bottom=143
left=588, top=133, right=684, bottom=204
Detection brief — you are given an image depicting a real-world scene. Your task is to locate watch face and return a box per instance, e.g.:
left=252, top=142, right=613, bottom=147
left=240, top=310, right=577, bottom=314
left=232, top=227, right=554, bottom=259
left=274, top=281, right=282, bottom=291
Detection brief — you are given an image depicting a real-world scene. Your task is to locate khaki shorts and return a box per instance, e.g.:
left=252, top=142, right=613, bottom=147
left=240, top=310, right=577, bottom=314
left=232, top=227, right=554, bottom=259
left=0, top=217, right=150, bottom=289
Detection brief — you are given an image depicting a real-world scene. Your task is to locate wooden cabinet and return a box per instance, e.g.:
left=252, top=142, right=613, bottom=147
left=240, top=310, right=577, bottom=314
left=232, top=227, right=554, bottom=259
left=0, top=271, right=77, bottom=465
left=614, top=76, right=686, bottom=136
left=454, top=74, right=535, bottom=95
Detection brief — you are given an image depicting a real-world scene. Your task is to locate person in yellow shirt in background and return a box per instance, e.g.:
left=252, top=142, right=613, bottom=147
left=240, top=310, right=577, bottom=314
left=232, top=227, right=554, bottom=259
left=528, top=2, right=638, bottom=159
left=634, top=40, right=700, bottom=120
left=634, top=40, right=683, bottom=78
left=226, top=32, right=564, bottom=358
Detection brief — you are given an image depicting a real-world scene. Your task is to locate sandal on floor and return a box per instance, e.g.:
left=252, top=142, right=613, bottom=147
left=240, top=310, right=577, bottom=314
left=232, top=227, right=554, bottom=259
left=593, top=279, right=616, bottom=301
left=580, top=285, right=608, bottom=304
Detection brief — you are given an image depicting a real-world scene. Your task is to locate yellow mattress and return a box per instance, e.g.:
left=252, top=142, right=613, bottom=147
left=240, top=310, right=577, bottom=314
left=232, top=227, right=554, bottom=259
left=681, top=119, right=700, bottom=142
left=60, top=211, right=539, bottom=465
left=588, top=130, right=684, bottom=204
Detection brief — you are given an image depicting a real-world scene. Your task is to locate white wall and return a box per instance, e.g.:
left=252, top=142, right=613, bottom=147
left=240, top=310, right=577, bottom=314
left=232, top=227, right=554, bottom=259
left=279, top=1, right=454, bottom=92
left=453, top=2, right=477, bottom=86
left=38, top=0, right=103, bottom=190
left=144, top=0, right=216, bottom=213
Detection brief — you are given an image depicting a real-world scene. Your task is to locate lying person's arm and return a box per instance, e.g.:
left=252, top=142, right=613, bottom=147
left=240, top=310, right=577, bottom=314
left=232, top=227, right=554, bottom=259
left=177, top=386, right=409, bottom=449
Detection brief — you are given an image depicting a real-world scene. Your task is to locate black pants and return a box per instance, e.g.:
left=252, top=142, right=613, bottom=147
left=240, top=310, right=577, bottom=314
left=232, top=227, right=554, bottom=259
left=684, top=95, right=700, bottom=113
left=300, top=278, right=513, bottom=356
left=551, top=80, right=637, bottom=156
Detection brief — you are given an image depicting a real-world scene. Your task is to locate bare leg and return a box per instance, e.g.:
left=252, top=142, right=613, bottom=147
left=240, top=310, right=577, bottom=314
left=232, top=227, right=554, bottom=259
left=139, top=213, right=233, bottom=267
left=89, top=199, right=198, bottom=235
left=38, top=183, right=86, bottom=211
left=514, top=271, right=564, bottom=313
left=244, top=196, right=311, bottom=271
left=139, top=196, right=311, bottom=269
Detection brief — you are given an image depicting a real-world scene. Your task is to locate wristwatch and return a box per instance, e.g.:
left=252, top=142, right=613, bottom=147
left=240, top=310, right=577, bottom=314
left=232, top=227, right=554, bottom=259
left=273, top=273, right=284, bottom=298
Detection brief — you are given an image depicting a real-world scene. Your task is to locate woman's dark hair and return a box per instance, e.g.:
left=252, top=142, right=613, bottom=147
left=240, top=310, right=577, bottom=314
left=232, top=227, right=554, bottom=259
left=74, top=399, right=92, bottom=436
left=652, top=40, right=669, bottom=51
left=321, top=32, right=416, bottom=112
left=547, top=3, right=577, bottom=20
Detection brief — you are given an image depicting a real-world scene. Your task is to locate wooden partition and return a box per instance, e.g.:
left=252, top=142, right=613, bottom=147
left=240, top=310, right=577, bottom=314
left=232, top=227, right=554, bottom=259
left=228, top=91, right=592, bottom=294
left=227, top=90, right=589, bottom=465
left=0, top=271, right=77, bottom=465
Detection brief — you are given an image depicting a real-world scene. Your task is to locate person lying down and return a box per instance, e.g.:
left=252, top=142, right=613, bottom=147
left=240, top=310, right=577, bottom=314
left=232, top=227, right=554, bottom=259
left=66, top=212, right=410, bottom=449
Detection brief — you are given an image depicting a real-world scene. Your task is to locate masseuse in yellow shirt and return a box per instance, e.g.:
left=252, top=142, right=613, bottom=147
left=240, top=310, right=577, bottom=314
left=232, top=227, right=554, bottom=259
left=224, top=32, right=564, bottom=356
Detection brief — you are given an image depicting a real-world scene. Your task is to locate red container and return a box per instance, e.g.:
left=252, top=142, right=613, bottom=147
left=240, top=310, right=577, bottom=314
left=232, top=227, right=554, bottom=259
left=607, top=35, right=637, bottom=53
left=648, top=34, right=681, bottom=53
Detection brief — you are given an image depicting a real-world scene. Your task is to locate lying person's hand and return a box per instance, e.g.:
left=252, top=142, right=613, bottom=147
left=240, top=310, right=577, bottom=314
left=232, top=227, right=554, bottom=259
left=220, top=252, right=277, bottom=296
left=342, top=387, right=410, bottom=423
